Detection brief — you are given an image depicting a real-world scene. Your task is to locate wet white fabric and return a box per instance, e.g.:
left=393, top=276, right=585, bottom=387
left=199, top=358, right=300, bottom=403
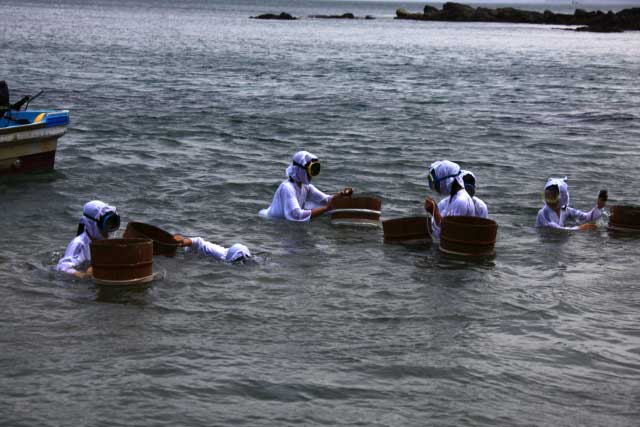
left=56, top=232, right=92, bottom=274
left=438, top=195, right=488, bottom=219
left=535, top=205, right=603, bottom=230
left=431, top=189, right=476, bottom=240
left=429, top=160, right=464, bottom=195
left=226, top=243, right=251, bottom=262
left=472, top=197, right=489, bottom=219
left=56, top=200, right=117, bottom=274
left=263, top=179, right=331, bottom=222
left=285, top=150, right=317, bottom=185
left=187, top=238, right=251, bottom=262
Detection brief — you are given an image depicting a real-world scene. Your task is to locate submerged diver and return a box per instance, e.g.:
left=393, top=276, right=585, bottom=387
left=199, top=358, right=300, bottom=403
left=424, top=160, right=476, bottom=239
left=56, top=200, right=121, bottom=278
left=261, top=150, right=352, bottom=222
left=535, top=177, right=606, bottom=230
left=172, top=235, right=251, bottom=263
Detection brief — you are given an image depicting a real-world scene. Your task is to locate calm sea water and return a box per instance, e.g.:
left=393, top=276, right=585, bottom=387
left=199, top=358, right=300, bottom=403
left=1, top=1, right=640, bottom=426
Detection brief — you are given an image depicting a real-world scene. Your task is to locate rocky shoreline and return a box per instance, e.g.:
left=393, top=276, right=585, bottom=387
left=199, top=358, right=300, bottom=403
left=250, top=4, right=639, bottom=33
left=396, top=3, right=640, bottom=33
left=251, top=12, right=374, bottom=20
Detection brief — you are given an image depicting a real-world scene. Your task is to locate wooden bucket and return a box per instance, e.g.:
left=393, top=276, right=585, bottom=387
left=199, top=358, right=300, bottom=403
left=123, top=221, right=178, bottom=257
left=608, top=205, right=640, bottom=232
left=439, top=216, right=497, bottom=257
left=330, top=196, right=382, bottom=225
left=90, top=238, right=153, bottom=282
left=382, top=216, right=431, bottom=244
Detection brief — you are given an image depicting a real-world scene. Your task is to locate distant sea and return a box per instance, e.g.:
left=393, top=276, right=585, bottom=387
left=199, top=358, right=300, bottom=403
left=1, top=1, right=639, bottom=426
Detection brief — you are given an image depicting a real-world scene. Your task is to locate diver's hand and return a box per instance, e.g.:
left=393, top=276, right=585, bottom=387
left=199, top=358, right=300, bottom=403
left=578, top=223, right=597, bottom=231
left=173, top=234, right=192, bottom=247
left=74, top=267, right=93, bottom=279
left=424, top=197, right=436, bottom=215
left=597, top=189, right=607, bottom=209
left=340, top=187, right=353, bottom=197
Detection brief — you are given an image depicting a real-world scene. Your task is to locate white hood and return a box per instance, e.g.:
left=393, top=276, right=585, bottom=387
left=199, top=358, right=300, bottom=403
left=285, top=150, right=318, bottom=185
left=78, top=200, right=117, bottom=240
left=545, top=177, right=569, bottom=208
left=429, top=160, right=464, bottom=195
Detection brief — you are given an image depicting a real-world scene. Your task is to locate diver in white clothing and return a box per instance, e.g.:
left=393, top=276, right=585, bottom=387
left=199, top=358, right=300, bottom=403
left=535, top=177, right=606, bottom=231
left=424, top=160, right=476, bottom=240
left=56, top=200, right=121, bottom=278
left=436, top=170, right=489, bottom=219
left=261, top=150, right=352, bottom=222
left=172, top=235, right=251, bottom=263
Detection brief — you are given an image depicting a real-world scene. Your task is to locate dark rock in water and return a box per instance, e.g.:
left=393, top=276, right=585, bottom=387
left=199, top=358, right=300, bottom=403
left=365, top=15, right=375, bottom=20
left=441, top=2, right=475, bottom=21
left=310, top=13, right=356, bottom=19
left=395, top=3, right=640, bottom=32
left=396, top=8, right=422, bottom=20
left=424, top=6, right=439, bottom=19
left=251, top=12, right=297, bottom=20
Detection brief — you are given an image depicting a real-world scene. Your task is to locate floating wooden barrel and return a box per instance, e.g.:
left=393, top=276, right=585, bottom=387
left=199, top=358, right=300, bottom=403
left=90, top=238, right=153, bottom=283
left=439, top=216, right=497, bottom=257
left=330, top=196, right=382, bottom=225
left=382, top=216, right=431, bottom=244
left=608, top=205, right=640, bottom=232
left=123, top=221, right=178, bottom=257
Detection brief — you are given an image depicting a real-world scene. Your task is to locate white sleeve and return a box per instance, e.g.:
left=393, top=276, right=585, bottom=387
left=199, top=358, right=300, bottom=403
left=566, top=206, right=603, bottom=224
left=307, top=184, right=331, bottom=206
left=535, top=208, right=577, bottom=230
left=56, top=238, right=89, bottom=274
left=474, top=197, right=489, bottom=219
left=283, top=184, right=311, bottom=222
left=189, top=237, right=228, bottom=261
left=430, top=216, right=441, bottom=240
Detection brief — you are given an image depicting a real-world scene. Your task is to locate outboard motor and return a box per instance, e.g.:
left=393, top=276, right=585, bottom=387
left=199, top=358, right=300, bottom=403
left=0, top=80, right=9, bottom=116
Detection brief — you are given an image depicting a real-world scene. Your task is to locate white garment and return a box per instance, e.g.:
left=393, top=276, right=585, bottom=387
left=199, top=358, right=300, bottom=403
left=472, top=197, right=488, bottom=219
left=431, top=189, right=476, bottom=240
left=56, top=200, right=117, bottom=275
left=56, top=232, right=92, bottom=274
left=438, top=195, right=488, bottom=219
left=187, top=237, right=251, bottom=262
left=263, top=179, right=331, bottom=222
left=535, top=205, right=603, bottom=230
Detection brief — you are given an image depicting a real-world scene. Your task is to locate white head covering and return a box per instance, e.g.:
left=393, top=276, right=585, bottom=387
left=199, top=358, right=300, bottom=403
left=78, top=200, right=118, bottom=240
left=226, top=243, right=251, bottom=262
left=544, top=177, right=569, bottom=208
left=429, top=160, right=464, bottom=195
left=285, top=150, right=318, bottom=185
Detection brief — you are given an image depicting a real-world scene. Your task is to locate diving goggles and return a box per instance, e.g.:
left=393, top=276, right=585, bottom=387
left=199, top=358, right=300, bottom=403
left=84, top=211, right=121, bottom=233
left=543, top=192, right=561, bottom=205
left=293, top=159, right=321, bottom=178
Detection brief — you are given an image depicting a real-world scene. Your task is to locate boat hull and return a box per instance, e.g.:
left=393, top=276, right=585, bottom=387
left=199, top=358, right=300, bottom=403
left=0, top=116, right=67, bottom=175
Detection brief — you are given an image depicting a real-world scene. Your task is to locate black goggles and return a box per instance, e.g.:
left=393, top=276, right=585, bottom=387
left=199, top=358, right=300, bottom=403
left=85, top=211, right=121, bottom=233
left=293, top=159, right=321, bottom=177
